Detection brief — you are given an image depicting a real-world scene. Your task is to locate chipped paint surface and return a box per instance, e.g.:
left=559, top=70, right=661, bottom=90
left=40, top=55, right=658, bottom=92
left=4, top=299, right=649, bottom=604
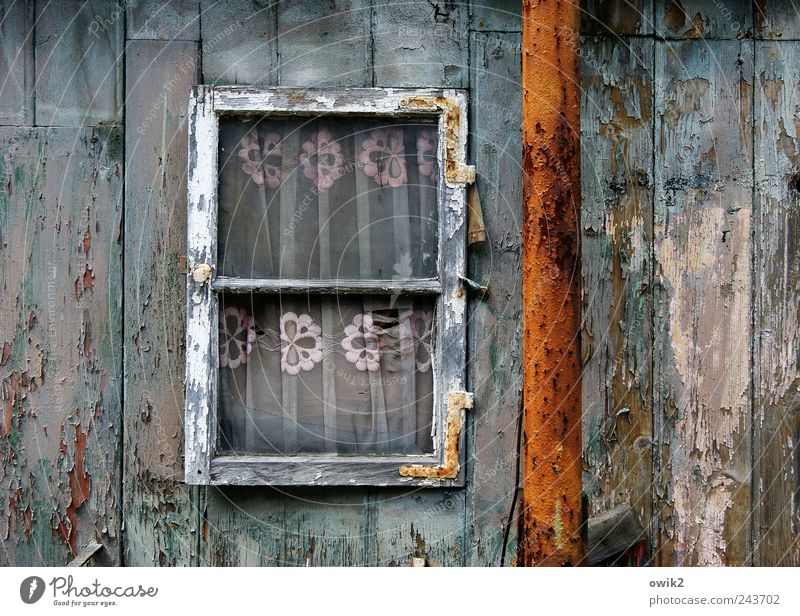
left=521, top=0, right=584, bottom=566
left=653, top=41, right=753, bottom=566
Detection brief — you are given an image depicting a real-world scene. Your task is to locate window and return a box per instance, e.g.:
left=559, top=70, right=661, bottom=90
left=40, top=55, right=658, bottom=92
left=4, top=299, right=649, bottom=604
left=185, top=87, right=473, bottom=486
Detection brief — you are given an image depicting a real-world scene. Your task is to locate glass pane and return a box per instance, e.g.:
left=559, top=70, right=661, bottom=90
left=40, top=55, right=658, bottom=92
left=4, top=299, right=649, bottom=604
left=217, top=117, right=439, bottom=279
left=217, top=293, right=436, bottom=455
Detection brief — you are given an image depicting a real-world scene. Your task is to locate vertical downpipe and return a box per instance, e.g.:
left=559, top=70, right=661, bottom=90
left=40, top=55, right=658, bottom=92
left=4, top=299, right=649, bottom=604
left=520, top=0, right=584, bottom=566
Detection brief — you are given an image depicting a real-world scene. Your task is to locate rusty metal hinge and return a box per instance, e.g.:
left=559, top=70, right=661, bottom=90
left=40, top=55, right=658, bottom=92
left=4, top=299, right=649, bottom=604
left=399, top=390, right=474, bottom=480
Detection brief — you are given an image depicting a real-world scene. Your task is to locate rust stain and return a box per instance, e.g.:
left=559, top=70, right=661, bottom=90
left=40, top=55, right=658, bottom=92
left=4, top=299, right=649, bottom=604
left=82, top=228, right=91, bottom=257
left=399, top=96, right=474, bottom=185
left=82, top=264, right=94, bottom=290
left=664, top=1, right=686, bottom=31
left=399, top=391, right=473, bottom=479
left=57, top=423, right=92, bottom=555
left=521, top=0, right=583, bottom=566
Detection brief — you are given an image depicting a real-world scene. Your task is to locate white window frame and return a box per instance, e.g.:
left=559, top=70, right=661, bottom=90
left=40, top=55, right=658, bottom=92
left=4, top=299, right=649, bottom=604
left=184, top=86, right=473, bottom=487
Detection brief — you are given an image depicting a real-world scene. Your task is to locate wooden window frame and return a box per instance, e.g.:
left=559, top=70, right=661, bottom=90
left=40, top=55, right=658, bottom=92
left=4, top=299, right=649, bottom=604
left=184, top=86, right=473, bottom=487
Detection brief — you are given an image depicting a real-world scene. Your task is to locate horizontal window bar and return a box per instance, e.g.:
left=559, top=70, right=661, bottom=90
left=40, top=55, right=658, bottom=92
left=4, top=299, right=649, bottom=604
left=212, top=277, right=442, bottom=295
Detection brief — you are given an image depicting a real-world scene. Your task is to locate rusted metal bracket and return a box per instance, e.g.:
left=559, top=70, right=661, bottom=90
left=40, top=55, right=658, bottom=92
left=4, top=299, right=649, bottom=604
left=399, top=390, right=473, bottom=479
left=399, top=95, right=475, bottom=186
left=459, top=275, right=489, bottom=299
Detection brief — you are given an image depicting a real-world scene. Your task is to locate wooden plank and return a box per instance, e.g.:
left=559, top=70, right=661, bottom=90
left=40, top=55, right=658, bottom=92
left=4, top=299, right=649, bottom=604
left=580, top=37, right=654, bottom=564
left=756, top=1, right=800, bottom=40
left=34, top=0, right=123, bottom=126
left=200, top=0, right=277, bottom=86
left=471, top=0, right=521, bottom=32
left=198, top=2, right=371, bottom=566
left=656, top=0, right=751, bottom=39
left=753, top=40, right=800, bottom=566
left=372, top=0, right=468, bottom=88
left=581, top=0, right=654, bottom=35
left=0, top=0, right=34, bottom=125
left=277, top=0, right=370, bottom=87
left=123, top=39, right=198, bottom=566
left=0, top=125, right=122, bottom=565
left=586, top=501, right=646, bottom=565
left=368, top=490, right=465, bottom=566
left=126, top=0, right=200, bottom=41
left=464, top=31, right=523, bottom=566
left=653, top=40, right=753, bottom=566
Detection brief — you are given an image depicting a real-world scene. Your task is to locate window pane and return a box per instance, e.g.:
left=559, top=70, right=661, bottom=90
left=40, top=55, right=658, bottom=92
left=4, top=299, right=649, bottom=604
left=217, top=293, right=436, bottom=455
left=217, top=117, right=439, bottom=280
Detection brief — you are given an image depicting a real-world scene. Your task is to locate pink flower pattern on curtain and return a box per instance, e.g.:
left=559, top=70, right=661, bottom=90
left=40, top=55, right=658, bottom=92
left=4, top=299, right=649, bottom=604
left=236, top=125, right=433, bottom=188
left=219, top=308, right=434, bottom=374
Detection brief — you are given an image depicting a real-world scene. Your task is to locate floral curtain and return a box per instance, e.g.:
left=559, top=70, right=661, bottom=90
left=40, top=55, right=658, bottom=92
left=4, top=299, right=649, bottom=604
left=216, top=118, right=439, bottom=455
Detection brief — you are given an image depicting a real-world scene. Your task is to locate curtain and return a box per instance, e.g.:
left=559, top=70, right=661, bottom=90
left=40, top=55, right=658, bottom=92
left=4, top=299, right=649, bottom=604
left=216, top=117, right=439, bottom=455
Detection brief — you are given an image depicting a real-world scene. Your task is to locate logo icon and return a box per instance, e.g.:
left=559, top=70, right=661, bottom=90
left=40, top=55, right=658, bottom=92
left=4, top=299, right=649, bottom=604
left=20, top=576, right=45, bottom=604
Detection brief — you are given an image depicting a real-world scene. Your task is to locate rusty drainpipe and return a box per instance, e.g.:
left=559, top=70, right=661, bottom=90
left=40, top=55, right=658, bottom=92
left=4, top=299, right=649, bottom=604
left=519, top=0, right=584, bottom=566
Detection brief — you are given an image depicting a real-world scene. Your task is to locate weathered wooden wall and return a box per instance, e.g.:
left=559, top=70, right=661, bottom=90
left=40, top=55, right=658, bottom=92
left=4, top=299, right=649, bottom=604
left=581, top=0, right=800, bottom=565
left=3, top=0, right=800, bottom=567
left=0, top=0, right=522, bottom=566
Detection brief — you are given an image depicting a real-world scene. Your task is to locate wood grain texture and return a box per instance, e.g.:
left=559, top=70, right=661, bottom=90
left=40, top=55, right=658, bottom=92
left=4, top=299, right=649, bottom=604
left=581, top=0, right=654, bottom=35
left=470, top=0, right=521, bottom=32
left=580, top=37, right=653, bottom=561
left=753, top=40, right=800, bottom=566
left=0, top=0, right=33, bottom=125
left=276, top=0, right=370, bottom=87
left=34, top=0, right=123, bottom=126
left=126, top=0, right=200, bottom=41
left=653, top=40, right=753, bottom=565
left=123, top=39, right=198, bottom=566
left=200, top=0, right=277, bottom=86
left=0, top=126, right=122, bottom=565
left=465, top=31, right=523, bottom=566
left=656, top=0, right=751, bottom=39
left=372, top=0, right=468, bottom=88
left=756, top=1, right=800, bottom=40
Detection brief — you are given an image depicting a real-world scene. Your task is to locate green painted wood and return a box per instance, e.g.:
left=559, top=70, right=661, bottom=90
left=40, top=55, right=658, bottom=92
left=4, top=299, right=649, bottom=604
left=123, top=39, right=199, bottom=566
left=0, top=0, right=33, bottom=125
left=653, top=39, right=753, bottom=566
left=465, top=31, right=522, bottom=566
left=34, top=0, right=123, bottom=126
left=368, top=490, right=465, bottom=566
left=753, top=40, right=800, bottom=566
left=372, top=0, right=468, bottom=88
left=580, top=36, right=653, bottom=563
left=656, top=0, right=751, bottom=39
left=126, top=0, right=200, bottom=41
left=581, top=0, right=654, bottom=35
left=277, top=0, right=371, bottom=87
left=200, top=0, right=277, bottom=86
left=0, top=125, right=123, bottom=565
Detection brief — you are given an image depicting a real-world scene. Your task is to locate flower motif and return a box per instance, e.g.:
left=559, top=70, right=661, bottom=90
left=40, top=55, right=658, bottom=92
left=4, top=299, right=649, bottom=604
left=416, top=128, right=437, bottom=179
left=299, top=129, right=344, bottom=191
left=409, top=310, right=433, bottom=372
left=280, top=312, right=323, bottom=375
left=237, top=130, right=282, bottom=188
left=358, top=128, right=407, bottom=187
left=341, top=314, right=381, bottom=372
left=219, top=307, right=256, bottom=369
